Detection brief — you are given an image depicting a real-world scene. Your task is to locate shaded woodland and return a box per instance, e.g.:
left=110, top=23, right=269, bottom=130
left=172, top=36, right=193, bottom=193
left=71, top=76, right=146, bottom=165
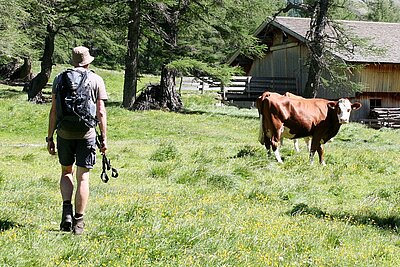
left=1, top=0, right=400, bottom=108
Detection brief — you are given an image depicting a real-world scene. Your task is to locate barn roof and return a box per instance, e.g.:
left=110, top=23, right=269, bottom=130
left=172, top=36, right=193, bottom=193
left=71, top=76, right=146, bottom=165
left=230, top=16, right=400, bottom=64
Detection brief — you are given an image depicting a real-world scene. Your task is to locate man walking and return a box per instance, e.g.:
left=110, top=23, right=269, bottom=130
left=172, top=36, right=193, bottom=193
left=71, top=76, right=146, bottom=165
left=47, top=46, right=108, bottom=235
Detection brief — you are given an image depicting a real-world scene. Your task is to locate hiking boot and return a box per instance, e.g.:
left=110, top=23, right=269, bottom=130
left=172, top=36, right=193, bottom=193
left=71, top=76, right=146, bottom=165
left=73, top=216, right=85, bottom=235
left=60, top=203, right=73, bottom=232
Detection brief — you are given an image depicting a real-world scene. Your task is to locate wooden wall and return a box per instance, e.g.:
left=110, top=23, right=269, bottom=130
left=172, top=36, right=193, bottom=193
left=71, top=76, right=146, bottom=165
left=352, top=92, right=400, bottom=119
left=241, top=30, right=400, bottom=121
left=354, top=64, right=400, bottom=93
left=348, top=64, right=400, bottom=120
left=248, top=31, right=309, bottom=94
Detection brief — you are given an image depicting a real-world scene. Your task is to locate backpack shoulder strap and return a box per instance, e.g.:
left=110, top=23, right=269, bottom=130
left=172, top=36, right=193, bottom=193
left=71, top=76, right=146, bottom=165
left=57, top=69, right=74, bottom=85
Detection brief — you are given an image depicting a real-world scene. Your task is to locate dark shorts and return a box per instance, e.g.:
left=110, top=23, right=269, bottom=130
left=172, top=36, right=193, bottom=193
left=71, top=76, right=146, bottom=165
left=57, top=136, right=96, bottom=169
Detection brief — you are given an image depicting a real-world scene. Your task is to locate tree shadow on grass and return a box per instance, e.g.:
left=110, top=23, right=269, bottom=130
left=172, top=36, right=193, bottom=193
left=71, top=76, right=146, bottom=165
left=288, top=203, right=400, bottom=232
left=0, top=219, right=20, bottom=231
left=180, top=109, right=258, bottom=120
left=106, top=101, right=123, bottom=108
left=0, top=88, right=24, bottom=99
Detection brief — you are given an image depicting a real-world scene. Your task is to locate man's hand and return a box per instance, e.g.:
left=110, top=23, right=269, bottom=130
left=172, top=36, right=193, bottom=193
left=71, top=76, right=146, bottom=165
left=47, top=140, right=56, bottom=155
left=100, top=139, right=108, bottom=154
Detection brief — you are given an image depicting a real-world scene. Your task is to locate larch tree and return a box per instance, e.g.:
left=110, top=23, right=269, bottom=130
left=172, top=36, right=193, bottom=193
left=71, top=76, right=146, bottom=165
left=278, top=0, right=364, bottom=97
left=24, top=0, right=109, bottom=102
left=134, top=0, right=191, bottom=111
left=367, top=0, right=400, bottom=22
left=131, top=0, right=281, bottom=111
left=304, top=0, right=330, bottom=98
left=26, top=22, right=57, bottom=102
left=0, top=0, right=33, bottom=82
left=123, top=0, right=141, bottom=109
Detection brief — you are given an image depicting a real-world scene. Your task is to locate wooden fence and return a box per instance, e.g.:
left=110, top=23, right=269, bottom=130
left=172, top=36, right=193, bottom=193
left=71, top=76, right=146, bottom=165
left=220, top=76, right=297, bottom=102
left=178, top=76, right=298, bottom=108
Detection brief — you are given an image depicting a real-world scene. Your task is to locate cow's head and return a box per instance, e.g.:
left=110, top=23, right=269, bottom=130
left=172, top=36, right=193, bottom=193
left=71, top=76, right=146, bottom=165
left=327, top=98, right=362, bottom=124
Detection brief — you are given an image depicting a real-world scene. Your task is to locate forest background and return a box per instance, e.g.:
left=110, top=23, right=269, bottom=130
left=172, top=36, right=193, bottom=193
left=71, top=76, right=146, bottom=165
left=2, top=0, right=400, bottom=108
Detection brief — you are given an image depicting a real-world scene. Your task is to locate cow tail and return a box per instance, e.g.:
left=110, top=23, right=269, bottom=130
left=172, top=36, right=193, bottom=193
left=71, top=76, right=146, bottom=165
left=258, top=114, right=265, bottom=145
left=256, top=96, right=265, bottom=145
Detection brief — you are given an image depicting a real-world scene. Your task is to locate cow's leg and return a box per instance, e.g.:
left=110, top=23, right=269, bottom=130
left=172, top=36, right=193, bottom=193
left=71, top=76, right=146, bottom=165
left=273, top=149, right=283, bottom=163
left=304, top=137, right=311, bottom=152
left=271, top=136, right=283, bottom=163
left=317, top=144, right=326, bottom=166
left=310, top=138, right=326, bottom=166
left=270, top=123, right=285, bottom=163
left=259, top=114, right=273, bottom=156
left=309, top=150, right=315, bottom=165
left=264, top=134, right=272, bottom=155
left=293, top=139, right=300, bottom=152
left=293, top=137, right=311, bottom=152
left=309, top=138, right=321, bottom=165
left=258, top=115, right=265, bottom=145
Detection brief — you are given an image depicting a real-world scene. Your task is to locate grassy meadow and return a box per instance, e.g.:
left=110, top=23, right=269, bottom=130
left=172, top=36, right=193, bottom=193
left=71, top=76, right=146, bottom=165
left=2, top=66, right=400, bottom=266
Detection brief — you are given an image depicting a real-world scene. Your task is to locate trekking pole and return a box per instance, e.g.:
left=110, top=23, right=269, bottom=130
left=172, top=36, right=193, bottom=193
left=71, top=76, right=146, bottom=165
left=96, top=129, right=118, bottom=183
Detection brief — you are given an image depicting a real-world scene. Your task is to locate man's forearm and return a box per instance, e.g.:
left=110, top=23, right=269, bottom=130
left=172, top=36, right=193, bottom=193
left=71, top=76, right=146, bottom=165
left=97, top=100, right=107, bottom=139
left=48, top=95, right=57, bottom=138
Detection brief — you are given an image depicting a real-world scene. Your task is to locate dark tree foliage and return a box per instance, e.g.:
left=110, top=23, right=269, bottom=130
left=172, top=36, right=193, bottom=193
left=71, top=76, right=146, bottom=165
left=131, top=0, right=280, bottom=111
left=23, top=1, right=101, bottom=102
left=134, top=0, right=191, bottom=111
left=5, top=0, right=396, bottom=105
left=367, top=0, right=400, bottom=22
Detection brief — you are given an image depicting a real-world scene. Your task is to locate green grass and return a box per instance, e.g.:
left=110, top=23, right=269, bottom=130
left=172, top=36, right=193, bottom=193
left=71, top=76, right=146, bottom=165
left=2, top=67, right=400, bottom=266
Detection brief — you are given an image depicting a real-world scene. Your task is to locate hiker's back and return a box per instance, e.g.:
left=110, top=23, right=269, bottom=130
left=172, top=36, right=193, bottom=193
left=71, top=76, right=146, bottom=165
left=52, top=67, right=107, bottom=139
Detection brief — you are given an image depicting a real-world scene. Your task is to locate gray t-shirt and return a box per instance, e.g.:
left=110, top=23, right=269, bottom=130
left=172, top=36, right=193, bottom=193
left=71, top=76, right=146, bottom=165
left=52, top=67, right=108, bottom=139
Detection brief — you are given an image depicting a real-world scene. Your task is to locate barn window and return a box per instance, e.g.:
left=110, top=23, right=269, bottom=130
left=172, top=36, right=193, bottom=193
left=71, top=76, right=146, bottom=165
left=370, top=99, right=382, bottom=108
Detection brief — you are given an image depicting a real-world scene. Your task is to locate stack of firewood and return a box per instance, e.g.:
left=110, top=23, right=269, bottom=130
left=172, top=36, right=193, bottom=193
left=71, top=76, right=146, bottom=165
left=366, top=107, right=400, bottom=129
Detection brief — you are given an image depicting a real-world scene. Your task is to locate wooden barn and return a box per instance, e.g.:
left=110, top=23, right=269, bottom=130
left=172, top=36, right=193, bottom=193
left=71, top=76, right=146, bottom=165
left=227, top=16, right=400, bottom=122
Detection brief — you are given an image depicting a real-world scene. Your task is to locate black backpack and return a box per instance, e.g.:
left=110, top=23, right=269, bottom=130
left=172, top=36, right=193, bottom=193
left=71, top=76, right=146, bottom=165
left=56, top=69, right=98, bottom=132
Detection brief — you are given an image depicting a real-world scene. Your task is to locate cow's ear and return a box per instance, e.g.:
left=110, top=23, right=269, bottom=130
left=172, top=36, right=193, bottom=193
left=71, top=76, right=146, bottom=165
left=351, top=102, right=362, bottom=110
left=327, top=101, right=337, bottom=109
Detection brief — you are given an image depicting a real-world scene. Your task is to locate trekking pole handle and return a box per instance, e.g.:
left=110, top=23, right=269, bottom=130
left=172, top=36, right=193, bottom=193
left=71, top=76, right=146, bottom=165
left=96, top=129, right=106, bottom=153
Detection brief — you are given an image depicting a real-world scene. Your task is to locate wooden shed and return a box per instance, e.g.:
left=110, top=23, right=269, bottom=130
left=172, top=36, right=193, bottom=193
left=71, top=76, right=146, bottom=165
left=228, top=16, right=400, bottom=121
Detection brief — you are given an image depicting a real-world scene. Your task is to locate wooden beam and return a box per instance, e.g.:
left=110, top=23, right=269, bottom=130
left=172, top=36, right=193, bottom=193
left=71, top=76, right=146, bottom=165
left=270, top=42, right=299, bottom=51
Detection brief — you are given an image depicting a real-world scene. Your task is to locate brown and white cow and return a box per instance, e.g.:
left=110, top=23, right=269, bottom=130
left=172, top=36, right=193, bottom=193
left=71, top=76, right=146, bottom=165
left=283, top=92, right=311, bottom=152
left=256, top=91, right=362, bottom=165
left=258, top=92, right=311, bottom=153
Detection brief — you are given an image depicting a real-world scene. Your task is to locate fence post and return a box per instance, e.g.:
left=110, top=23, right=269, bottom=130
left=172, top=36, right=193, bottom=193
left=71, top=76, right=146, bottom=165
left=246, top=76, right=251, bottom=98
left=221, top=83, right=225, bottom=104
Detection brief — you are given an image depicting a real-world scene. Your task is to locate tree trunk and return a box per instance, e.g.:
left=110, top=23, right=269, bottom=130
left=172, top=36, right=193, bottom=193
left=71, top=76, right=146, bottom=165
left=0, top=58, right=19, bottom=81
left=123, top=0, right=140, bottom=109
left=304, top=0, right=330, bottom=98
left=159, top=65, right=183, bottom=111
left=156, top=6, right=182, bottom=112
left=11, top=57, right=32, bottom=82
left=131, top=1, right=185, bottom=112
left=131, top=66, right=183, bottom=111
left=27, top=23, right=56, bottom=102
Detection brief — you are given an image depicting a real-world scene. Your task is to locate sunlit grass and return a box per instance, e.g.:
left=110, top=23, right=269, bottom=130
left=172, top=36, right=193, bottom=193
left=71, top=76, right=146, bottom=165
left=2, top=68, right=400, bottom=266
